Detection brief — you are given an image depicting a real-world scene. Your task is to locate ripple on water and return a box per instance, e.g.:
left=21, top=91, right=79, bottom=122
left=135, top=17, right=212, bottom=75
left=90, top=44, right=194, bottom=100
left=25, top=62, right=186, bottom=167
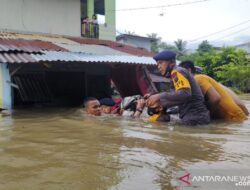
left=0, top=98, right=249, bottom=190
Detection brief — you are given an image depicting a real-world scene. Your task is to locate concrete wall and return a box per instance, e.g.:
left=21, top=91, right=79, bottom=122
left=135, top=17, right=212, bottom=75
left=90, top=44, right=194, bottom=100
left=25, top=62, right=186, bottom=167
left=86, top=0, right=116, bottom=41
left=99, top=0, right=116, bottom=41
left=0, top=0, right=81, bottom=36
left=0, top=63, right=11, bottom=109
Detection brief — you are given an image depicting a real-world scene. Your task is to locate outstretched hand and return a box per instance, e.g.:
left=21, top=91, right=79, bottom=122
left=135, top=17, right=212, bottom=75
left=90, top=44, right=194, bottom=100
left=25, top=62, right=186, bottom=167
left=146, top=94, right=161, bottom=107
left=136, top=98, right=146, bottom=109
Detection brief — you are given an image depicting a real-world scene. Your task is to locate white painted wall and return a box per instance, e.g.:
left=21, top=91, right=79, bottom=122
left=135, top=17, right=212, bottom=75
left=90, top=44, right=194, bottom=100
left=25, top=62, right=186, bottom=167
left=0, top=63, right=11, bottom=110
left=0, top=0, right=81, bottom=36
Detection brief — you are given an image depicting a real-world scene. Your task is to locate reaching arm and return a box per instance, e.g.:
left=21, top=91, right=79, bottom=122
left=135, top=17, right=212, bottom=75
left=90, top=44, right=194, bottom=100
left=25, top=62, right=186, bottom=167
left=133, top=99, right=146, bottom=118
left=146, top=68, right=192, bottom=108
left=206, top=86, right=221, bottom=106
left=159, top=88, right=191, bottom=108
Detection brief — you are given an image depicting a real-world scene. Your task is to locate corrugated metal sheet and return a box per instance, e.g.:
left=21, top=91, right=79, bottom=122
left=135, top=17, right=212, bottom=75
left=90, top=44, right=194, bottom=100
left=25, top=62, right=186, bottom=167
left=54, top=43, right=130, bottom=55
left=0, top=38, right=67, bottom=53
left=0, top=31, right=155, bottom=56
left=14, top=33, right=78, bottom=45
left=67, top=37, right=155, bottom=57
left=0, top=44, right=41, bottom=53
left=0, top=31, right=77, bottom=45
left=0, top=32, right=14, bottom=39
left=31, top=51, right=155, bottom=65
left=0, top=32, right=156, bottom=65
left=0, top=50, right=155, bottom=65
left=0, top=52, right=36, bottom=63
left=32, top=51, right=81, bottom=62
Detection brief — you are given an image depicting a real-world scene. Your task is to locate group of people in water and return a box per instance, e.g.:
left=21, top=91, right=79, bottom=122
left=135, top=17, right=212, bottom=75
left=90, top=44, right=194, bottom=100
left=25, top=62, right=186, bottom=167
left=83, top=50, right=249, bottom=126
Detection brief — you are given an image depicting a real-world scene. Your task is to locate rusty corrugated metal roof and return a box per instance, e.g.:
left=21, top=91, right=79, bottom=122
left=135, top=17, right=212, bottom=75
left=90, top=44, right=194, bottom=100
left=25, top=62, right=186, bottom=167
left=0, top=51, right=155, bottom=65
left=0, top=31, right=155, bottom=56
left=0, top=38, right=68, bottom=53
left=0, top=31, right=77, bottom=44
left=67, top=37, right=155, bottom=57
left=54, top=43, right=130, bottom=55
left=0, top=52, right=36, bottom=63
left=0, top=31, right=156, bottom=65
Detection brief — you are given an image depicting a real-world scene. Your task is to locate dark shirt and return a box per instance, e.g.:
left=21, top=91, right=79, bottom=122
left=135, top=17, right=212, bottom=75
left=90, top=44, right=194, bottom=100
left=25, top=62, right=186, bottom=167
left=159, top=66, right=210, bottom=125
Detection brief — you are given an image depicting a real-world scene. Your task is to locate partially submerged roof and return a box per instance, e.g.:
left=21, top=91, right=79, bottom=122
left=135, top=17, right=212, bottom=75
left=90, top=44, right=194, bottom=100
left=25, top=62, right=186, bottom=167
left=0, top=31, right=156, bottom=65
left=32, top=51, right=155, bottom=64
left=0, top=38, right=67, bottom=53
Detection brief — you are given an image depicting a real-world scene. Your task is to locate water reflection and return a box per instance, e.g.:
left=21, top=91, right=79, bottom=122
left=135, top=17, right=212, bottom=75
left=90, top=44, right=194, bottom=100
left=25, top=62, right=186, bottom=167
left=0, top=95, right=249, bottom=190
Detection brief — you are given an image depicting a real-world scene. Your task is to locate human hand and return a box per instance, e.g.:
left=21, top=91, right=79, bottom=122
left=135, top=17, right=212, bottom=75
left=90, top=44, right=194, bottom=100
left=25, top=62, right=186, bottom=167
left=146, top=94, right=160, bottom=107
left=143, top=93, right=151, bottom=99
left=136, top=99, right=146, bottom=109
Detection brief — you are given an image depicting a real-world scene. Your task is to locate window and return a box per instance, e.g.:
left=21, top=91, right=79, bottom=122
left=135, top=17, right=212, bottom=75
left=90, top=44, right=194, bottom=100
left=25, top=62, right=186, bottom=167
left=81, top=0, right=87, bottom=19
left=94, top=0, right=105, bottom=15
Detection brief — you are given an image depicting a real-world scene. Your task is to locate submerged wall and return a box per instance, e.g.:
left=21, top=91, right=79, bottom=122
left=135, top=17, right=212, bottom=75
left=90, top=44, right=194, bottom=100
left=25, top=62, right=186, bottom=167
left=0, top=63, right=11, bottom=109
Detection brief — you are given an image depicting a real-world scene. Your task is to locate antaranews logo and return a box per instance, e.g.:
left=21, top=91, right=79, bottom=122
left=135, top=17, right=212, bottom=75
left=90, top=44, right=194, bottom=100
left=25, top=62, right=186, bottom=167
left=177, top=170, right=250, bottom=188
left=177, top=172, right=191, bottom=185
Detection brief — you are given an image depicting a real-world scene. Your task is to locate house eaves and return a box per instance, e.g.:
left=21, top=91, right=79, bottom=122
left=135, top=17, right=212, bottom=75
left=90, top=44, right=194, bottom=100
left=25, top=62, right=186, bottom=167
left=32, top=51, right=155, bottom=65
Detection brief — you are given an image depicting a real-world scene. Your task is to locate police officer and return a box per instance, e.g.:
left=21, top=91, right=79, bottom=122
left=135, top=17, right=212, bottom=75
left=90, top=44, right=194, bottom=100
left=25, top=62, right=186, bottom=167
left=146, top=50, right=210, bottom=125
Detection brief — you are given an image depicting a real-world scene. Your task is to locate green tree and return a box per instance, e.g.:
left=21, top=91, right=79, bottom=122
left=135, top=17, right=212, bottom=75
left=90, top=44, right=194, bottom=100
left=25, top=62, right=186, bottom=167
left=216, top=63, right=250, bottom=92
left=174, top=39, right=187, bottom=59
left=147, top=33, right=177, bottom=53
left=197, top=40, right=213, bottom=52
left=158, top=41, right=177, bottom=52
left=125, top=30, right=136, bottom=35
left=147, top=33, right=161, bottom=53
left=183, top=45, right=250, bottom=92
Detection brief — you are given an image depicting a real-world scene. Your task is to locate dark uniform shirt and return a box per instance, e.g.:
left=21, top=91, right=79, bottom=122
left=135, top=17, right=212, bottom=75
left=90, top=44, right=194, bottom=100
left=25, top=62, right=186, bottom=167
left=159, top=66, right=210, bottom=125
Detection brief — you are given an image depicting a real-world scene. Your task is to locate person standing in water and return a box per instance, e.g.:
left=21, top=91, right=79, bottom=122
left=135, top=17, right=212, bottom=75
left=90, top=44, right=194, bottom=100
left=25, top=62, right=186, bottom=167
left=146, top=50, right=210, bottom=125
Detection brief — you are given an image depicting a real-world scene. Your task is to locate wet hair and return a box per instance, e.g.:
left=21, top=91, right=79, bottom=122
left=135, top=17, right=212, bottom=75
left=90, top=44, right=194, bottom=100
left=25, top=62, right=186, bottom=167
left=179, top=60, right=196, bottom=74
left=83, top=97, right=98, bottom=108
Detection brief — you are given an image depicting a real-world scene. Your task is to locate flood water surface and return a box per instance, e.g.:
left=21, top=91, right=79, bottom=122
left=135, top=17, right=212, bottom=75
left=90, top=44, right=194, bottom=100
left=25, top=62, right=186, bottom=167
left=0, top=95, right=250, bottom=190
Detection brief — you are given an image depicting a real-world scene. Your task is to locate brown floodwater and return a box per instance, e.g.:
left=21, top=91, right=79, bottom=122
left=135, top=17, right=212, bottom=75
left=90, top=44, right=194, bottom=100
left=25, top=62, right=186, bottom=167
left=0, top=95, right=250, bottom=190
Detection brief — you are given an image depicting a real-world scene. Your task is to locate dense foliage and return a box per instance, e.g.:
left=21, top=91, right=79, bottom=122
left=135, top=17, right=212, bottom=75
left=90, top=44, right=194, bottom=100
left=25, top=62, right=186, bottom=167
left=183, top=42, right=250, bottom=92
left=149, top=36, right=250, bottom=92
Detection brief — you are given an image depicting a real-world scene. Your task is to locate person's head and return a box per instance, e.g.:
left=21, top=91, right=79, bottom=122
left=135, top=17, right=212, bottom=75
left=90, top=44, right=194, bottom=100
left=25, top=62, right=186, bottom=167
left=179, top=60, right=196, bottom=75
left=92, top=14, right=97, bottom=20
left=153, top=50, right=176, bottom=77
left=84, top=97, right=101, bottom=116
left=99, top=98, right=115, bottom=114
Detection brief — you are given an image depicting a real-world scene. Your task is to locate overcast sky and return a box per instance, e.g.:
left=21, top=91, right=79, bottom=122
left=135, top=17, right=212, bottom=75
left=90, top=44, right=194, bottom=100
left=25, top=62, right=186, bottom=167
left=116, top=0, right=250, bottom=48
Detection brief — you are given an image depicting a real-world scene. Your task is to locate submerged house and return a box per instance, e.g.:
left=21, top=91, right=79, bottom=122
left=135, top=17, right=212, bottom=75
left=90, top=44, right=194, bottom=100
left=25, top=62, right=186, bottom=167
left=0, top=0, right=159, bottom=109
left=0, top=33, right=158, bottom=109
